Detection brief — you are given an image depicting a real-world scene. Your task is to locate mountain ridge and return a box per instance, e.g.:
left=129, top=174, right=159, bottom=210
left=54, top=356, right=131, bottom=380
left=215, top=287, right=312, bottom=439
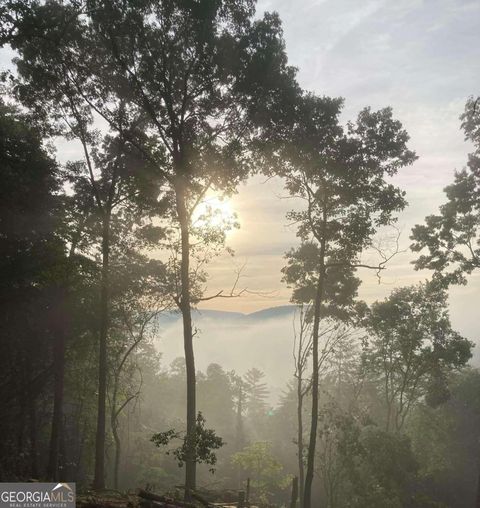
left=157, top=304, right=296, bottom=324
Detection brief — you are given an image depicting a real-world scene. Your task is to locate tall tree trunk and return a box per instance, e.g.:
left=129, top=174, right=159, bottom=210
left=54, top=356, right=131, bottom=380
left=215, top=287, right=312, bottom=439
left=175, top=180, right=196, bottom=501
left=47, top=293, right=67, bottom=481
left=47, top=230, right=81, bottom=481
left=290, top=476, right=299, bottom=508
left=112, top=423, right=121, bottom=490
left=297, top=375, right=305, bottom=507
left=235, top=384, right=244, bottom=451
left=28, top=365, right=38, bottom=479
left=235, top=383, right=244, bottom=488
left=17, top=358, right=27, bottom=478
left=111, top=374, right=122, bottom=490
left=93, top=213, right=111, bottom=490
left=476, top=471, right=480, bottom=508
left=303, top=242, right=325, bottom=508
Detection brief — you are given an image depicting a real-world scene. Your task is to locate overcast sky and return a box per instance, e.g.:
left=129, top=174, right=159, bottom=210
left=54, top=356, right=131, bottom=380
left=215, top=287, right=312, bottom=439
left=1, top=0, right=479, bottom=344
left=196, top=0, right=480, bottom=348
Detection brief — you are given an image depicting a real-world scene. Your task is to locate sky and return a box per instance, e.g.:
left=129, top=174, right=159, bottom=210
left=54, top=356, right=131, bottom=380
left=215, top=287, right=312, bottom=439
left=191, top=0, right=480, bottom=345
left=1, top=0, right=479, bottom=346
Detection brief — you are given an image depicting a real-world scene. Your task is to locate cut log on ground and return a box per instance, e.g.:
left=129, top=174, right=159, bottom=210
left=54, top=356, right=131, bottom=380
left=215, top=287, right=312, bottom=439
left=137, top=489, right=196, bottom=508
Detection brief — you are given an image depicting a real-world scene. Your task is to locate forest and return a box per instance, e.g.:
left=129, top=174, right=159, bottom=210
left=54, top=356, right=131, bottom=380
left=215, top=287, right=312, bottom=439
left=0, top=1, right=479, bottom=507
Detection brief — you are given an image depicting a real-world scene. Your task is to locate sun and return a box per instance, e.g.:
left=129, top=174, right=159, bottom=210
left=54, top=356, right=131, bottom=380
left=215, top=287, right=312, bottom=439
left=191, top=195, right=238, bottom=232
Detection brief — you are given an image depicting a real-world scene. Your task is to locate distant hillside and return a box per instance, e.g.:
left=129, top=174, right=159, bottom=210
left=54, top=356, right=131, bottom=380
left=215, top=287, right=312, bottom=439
left=154, top=305, right=298, bottom=404
left=157, top=305, right=296, bottom=325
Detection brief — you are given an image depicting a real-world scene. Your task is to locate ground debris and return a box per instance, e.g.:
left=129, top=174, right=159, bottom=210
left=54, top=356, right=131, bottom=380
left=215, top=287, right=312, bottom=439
left=76, top=490, right=137, bottom=508
left=75, top=487, right=252, bottom=508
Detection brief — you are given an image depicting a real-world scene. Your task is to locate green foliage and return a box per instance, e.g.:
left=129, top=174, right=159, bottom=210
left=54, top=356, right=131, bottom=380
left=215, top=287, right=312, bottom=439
left=243, top=368, right=269, bottom=421
left=0, top=101, right=66, bottom=479
left=411, top=96, right=480, bottom=285
left=406, top=369, right=480, bottom=507
left=151, top=412, right=224, bottom=473
left=317, top=403, right=364, bottom=507
left=316, top=400, right=419, bottom=508
left=231, top=441, right=291, bottom=503
left=279, top=95, right=416, bottom=321
left=351, top=428, right=418, bottom=508
left=363, top=281, right=472, bottom=431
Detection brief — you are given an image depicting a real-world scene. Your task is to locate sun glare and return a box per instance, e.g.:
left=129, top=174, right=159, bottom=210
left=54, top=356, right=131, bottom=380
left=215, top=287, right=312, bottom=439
left=191, top=195, right=238, bottom=233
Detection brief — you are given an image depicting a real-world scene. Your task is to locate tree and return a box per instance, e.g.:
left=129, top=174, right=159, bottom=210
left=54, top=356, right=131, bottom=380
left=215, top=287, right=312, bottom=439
left=151, top=412, right=224, bottom=476
left=315, top=400, right=420, bottom=508
left=407, top=368, right=480, bottom=506
left=352, top=428, right=419, bottom=508
left=230, top=373, right=247, bottom=455
left=278, top=93, right=416, bottom=507
left=0, top=100, right=65, bottom=479
left=3, top=0, right=300, bottom=496
left=3, top=2, right=164, bottom=487
left=411, top=96, right=480, bottom=285
left=231, top=441, right=291, bottom=504
left=410, top=96, right=480, bottom=507
left=244, top=368, right=269, bottom=424
left=46, top=187, right=93, bottom=482
left=292, top=305, right=312, bottom=507
left=363, top=282, right=472, bottom=432
left=316, top=401, right=363, bottom=507
left=197, top=364, right=236, bottom=440
left=109, top=255, right=168, bottom=489
left=291, top=305, right=355, bottom=506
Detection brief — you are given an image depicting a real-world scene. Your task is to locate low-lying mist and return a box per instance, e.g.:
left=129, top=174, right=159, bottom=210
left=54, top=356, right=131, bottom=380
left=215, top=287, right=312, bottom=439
left=155, top=306, right=297, bottom=404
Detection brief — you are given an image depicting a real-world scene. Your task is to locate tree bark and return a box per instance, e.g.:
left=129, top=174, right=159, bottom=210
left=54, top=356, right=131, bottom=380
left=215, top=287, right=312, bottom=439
left=235, top=381, right=245, bottom=489
left=47, top=231, right=81, bottom=482
left=297, top=375, right=305, bottom=507
left=28, top=368, right=38, bottom=479
left=175, top=179, right=196, bottom=501
left=93, top=213, right=111, bottom=490
left=303, top=241, right=326, bottom=508
left=476, top=470, right=480, bottom=508
left=235, top=383, right=244, bottom=452
left=47, top=290, right=67, bottom=481
left=112, top=423, right=121, bottom=490
left=290, top=476, right=299, bottom=508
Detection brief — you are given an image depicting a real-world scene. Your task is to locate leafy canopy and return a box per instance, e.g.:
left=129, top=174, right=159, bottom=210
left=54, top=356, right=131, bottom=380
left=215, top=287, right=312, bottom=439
left=411, top=96, right=480, bottom=285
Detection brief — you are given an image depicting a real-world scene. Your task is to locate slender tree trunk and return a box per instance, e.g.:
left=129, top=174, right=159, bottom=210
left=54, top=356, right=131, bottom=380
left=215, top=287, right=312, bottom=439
left=290, top=476, right=299, bottom=508
left=17, top=358, right=27, bottom=478
left=476, top=470, right=480, bottom=508
left=47, top=294, right=67, bottom=481
left=59, top=418, right=67, bottom=479
left=111, top=375, right=121, bottom=490
left=303, top=242, right=326, bottom=508
left=28, top=369, right=38, bottom=479
left=235, top=383, right=244, bottom=488
left=111, top=365, right=121, bottom=490
left=175, top=180, right=196, bottom=500
left=47, top=230, right=81, bottom=481
left=235, top=384, right=244, bottom=451
left=386, top=400, right=392, bottom=433
left=93, top=213, right=111, bottom=490
left=76, top=416, right=88, bottom=481
left=112, top=423, right=121, bottom=490
left=297, top=376, right=305, bottom=507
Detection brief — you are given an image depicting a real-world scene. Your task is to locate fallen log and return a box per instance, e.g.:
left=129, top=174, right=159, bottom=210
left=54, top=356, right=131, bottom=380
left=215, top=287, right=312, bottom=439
left=140, top=501, right=179, bottom=508
left=190, top=491, right=214, bottom=508
left=136, top=489, right=195, bottom=508
left=76, top=492, right=136, bottom=508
